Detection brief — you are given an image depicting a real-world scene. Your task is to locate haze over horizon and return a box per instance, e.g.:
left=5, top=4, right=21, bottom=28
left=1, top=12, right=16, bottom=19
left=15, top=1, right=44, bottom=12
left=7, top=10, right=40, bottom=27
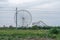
left=0, top=0, right=60, bottom=26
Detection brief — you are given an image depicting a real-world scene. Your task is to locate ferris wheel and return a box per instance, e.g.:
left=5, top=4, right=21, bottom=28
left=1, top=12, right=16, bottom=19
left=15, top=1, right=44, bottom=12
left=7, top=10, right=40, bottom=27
left=14, top=8, right=32, bottom=28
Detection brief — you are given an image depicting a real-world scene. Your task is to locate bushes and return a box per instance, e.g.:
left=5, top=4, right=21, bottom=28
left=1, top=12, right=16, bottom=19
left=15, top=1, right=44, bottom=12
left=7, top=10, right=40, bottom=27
left=49, top=28, right=59, bottom=34
left=48, top=27, right=60, bottom=39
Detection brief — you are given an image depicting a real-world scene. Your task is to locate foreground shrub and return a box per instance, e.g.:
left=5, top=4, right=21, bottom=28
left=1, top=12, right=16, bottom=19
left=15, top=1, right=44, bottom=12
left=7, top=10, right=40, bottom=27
left=49, top=28, right=59, bottom=34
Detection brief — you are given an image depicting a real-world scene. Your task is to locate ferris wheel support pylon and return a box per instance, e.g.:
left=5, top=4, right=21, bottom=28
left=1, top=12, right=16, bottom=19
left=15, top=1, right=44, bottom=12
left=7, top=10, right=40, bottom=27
left=16, top=7, right=18, bottom=29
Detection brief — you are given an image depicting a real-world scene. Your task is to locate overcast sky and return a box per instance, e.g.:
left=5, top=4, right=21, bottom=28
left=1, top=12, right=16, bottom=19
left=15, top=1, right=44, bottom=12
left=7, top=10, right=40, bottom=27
left=0, top=0, right=60, bottom=26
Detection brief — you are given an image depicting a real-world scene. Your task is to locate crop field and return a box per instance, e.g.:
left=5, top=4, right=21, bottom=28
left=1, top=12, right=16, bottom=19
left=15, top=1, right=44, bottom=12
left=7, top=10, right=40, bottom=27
left=0, top=29, right=60, bottom=40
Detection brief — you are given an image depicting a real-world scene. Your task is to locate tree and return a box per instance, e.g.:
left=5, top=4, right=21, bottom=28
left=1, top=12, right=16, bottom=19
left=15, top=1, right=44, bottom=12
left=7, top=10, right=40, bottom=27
left=9, top=25, right=14, bottom=28
left=32, top=25, right=39, bottom=29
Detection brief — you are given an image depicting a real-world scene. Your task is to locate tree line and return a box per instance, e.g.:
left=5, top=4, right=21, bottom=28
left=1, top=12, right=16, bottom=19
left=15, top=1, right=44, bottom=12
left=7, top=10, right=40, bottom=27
left=0, top=25, right=60, bottom=30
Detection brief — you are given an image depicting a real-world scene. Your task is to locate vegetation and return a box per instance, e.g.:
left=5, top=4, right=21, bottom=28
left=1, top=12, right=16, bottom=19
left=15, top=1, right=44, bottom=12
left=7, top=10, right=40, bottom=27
left=0, top=25, right=60, bottom=40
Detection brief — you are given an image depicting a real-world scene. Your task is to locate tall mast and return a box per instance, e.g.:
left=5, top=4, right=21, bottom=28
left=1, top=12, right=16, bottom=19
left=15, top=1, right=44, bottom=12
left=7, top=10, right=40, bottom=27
left=16, top=7, right=17, bottom=29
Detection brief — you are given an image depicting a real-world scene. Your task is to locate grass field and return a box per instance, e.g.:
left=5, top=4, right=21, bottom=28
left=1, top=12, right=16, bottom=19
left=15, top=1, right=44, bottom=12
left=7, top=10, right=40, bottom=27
left=0, top=29, right=60, bottom=40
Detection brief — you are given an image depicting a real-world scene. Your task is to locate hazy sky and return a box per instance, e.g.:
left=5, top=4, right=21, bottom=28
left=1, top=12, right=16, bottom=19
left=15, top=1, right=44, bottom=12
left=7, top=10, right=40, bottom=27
left=0, top=0, right=60, bottom=26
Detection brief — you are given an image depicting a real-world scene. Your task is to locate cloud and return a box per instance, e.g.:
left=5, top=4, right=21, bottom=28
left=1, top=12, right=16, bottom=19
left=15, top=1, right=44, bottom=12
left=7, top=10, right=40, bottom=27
left=15, top=0, right=60, bottom=10
left=0, top=0, right=60, bottom=26
left=0, top=0, right=7, bottom=2
left=28, top=0, right=60, bottom=9
left=8, top=0, right=36, bottom=4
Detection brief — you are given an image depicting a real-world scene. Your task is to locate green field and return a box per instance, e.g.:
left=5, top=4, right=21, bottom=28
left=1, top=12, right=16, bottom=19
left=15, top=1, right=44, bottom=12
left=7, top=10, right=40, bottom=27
left=0, top=29, right=60, bottom=40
